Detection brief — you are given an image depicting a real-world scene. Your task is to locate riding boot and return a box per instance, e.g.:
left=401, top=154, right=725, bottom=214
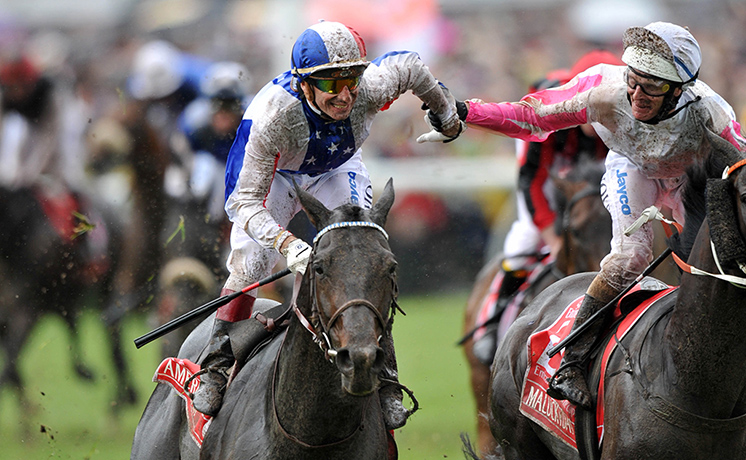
left=546, top=278, right=618, bottom=410
left=191, top=290, right=254, bottom=416
left=473, top=267, right=528, bottom=365
left=378, top=322, right=409, bottom=430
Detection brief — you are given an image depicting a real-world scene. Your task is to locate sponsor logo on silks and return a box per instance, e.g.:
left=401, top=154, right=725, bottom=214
left=154, top=358, right=212, bottom=447
left=616, top=170, right=631, bottom=215
left=348, top=171, right=361, bottom=205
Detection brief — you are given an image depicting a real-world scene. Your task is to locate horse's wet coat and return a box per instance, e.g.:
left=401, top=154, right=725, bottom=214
left=132, top=179, right=399, bottom=460
left=488, top=146, right=746, bottom=459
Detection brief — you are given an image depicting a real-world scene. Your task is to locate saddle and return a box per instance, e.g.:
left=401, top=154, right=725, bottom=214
left=153, top=300, right=291, bottom=447
left=520, top=277, right=677, bottom=457
left=226, top=301, right=292, bottom=381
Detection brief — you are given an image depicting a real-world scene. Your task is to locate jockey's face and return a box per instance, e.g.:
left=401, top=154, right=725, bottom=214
left=301, top=79, right=358, bottom=121
left=625, top=67, right=682, bottom=122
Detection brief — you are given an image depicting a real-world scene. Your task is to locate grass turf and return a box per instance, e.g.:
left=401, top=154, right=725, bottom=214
left=0, top=291, right=478, bottom=459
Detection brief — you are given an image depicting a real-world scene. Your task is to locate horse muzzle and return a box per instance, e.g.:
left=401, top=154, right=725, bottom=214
left=334, top=344, right=385, bottom=395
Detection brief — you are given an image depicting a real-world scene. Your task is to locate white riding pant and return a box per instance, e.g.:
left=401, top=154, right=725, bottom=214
left=598, top=151, right=686, bottom=291
left=224, top=152, right=373, bottom=293
left=502, top=190, right=544, bottom=271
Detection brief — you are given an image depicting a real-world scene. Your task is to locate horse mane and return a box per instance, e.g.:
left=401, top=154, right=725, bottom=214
left=668, top=149, right=733, bottom=261
left=563, top=154, right=606, bottom=184
left=330, top=203, right=369, bottom=224
left=552, top=154, right=605, bottom=236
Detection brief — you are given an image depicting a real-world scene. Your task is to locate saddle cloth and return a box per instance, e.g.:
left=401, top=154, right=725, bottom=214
left=519, top=281, right=676, bottom=451
left=154, top=357, right=212, bottom=447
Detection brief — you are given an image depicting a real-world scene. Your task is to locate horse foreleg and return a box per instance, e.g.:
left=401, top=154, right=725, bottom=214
left=60, top=312, right=95, bottom=381
left=465, top=338, right=499, bottom=457
left=0, top=308, right=36, bottom=415
left=106, top=321, right=138, bottom=411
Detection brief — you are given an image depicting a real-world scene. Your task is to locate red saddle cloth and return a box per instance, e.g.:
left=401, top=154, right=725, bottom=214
left=154, top=358, right=212, bottom=447
left=35, top=189, right=79, bottom=241
left=519, top=284, right=677, bottom=451
left=154, top=357, right=399, bottom=459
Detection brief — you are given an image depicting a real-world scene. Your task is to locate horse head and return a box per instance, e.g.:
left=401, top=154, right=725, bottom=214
left=296, top=178, right=397, bottom=396
left=552, top=157, right=610, bottom=274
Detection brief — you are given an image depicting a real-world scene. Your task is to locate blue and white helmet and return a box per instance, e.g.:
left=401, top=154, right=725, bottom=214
left=290, top=21, right=369, bottom=81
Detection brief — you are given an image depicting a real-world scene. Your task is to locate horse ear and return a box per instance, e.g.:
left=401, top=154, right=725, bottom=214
left=369, top=178, right=395, bottom=226
left=552, top=175, right=572, bottom=199
left=295, top=180, right=332, bottom=228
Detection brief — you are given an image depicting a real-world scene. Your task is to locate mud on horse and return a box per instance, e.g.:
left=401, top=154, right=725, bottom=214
left=131, top=178, right=413, bottom=460
left=484, top=138, right=746, bottom=460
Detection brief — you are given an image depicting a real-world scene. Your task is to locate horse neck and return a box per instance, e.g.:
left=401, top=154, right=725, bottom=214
left=272, top=300, right=373, bottom=445
left=665, top=219, right=746, bottom=407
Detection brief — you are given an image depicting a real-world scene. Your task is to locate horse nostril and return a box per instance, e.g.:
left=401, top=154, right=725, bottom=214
left=373, top=347, right=384, bottom=374
left=335, top=349, right=353, bottom=374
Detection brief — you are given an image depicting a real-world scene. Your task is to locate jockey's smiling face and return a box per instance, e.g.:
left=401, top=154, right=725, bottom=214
left=301, top=77, right=359, bottom=121
left=625, top=67, right=682, bottom=122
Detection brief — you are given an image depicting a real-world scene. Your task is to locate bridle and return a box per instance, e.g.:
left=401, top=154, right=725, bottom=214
left=292, top=220, right=397, bottom=362
left=626, top=159, right=746, bottom=288
left=273, top=220, right=397, bottom=448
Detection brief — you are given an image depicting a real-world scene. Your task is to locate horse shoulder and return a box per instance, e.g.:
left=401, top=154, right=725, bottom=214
left=199, top=332, right=284, bottom=459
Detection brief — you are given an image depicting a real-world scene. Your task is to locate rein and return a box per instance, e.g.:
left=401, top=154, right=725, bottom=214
left=624, top=162, right=746, bottom=288
left=672, top=160, right=746, bottom=288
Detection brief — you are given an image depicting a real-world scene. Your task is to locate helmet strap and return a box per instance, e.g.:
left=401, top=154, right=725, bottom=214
left=628, top=85, right=699, bottom=125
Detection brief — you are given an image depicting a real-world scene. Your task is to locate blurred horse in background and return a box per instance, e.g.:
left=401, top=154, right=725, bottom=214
left=461, top=157, right=611, bottom=456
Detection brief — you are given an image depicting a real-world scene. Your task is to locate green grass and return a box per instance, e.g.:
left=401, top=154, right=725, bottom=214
left=0, top=291, right=477, bottom=459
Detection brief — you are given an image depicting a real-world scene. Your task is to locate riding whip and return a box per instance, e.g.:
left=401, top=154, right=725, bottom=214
left=134, top=268, right=292, bottom=349
left=547, top=247, right=672, bottom=358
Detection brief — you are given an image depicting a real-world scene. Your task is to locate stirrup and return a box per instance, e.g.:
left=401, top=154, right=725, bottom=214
left=185, top=367, right=229, bottom=400
left=546, top=361, right=592, bottom=409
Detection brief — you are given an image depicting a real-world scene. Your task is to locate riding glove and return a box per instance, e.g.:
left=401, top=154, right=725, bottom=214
left=282, top=239, right=311, bottom=275
left=416, top=100, right=468, bottom=143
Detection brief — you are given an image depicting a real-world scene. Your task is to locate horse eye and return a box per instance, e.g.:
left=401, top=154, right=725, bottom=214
left=314, top=264, right=324, bottom=275
left=389, top=263, right=397, bottom=276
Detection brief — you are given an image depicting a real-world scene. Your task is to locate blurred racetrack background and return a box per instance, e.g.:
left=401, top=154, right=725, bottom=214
left=0, top=0, right=744, bottom=458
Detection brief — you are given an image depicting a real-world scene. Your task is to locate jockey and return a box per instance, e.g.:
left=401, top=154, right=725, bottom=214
left=472, top=50, right=621, bottom=366
left=191, top=20, right=462, bottom=428
left=178, top=61, right=253, bottom=223
left=0, top=55, right=89, bottom=193
left=421, top=22, right=746, bottom=410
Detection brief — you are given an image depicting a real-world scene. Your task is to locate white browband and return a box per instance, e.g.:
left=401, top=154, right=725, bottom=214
left=312, top=221, right=388, bottom=245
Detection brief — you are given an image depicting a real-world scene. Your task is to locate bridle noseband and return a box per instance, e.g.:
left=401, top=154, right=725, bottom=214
left=292, top=220, right=396, bottom=362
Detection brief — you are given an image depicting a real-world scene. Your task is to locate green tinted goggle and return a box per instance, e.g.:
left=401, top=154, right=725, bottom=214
left=309, top=77, right=360, bottom=94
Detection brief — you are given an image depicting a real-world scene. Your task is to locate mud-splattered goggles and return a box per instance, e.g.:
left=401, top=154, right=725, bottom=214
left=309, top=77, right=360, bottom=94
left=624, top=67, right=673, bottom=97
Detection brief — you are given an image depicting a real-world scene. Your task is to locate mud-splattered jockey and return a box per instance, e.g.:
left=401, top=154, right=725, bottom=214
left=420, top=21, right=746, bottom=410
left=192, top=20, right=463, bottom=429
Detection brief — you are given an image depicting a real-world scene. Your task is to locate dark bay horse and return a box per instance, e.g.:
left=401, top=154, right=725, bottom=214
left=486, top=143, right=746, bottom=459
left=132, top=179, right=400, bottom=459
left=0, top=184, right=119, bottom=402
left=462, top=158, right=611, bottom=455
